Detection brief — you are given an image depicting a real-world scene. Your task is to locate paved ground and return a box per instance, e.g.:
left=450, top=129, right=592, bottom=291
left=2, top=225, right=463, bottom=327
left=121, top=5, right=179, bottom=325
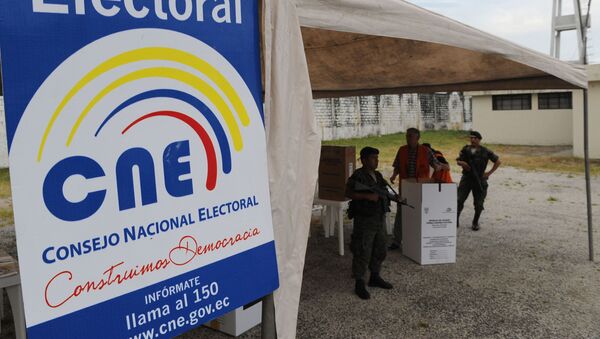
left=1, top=166, right=600, bottom=338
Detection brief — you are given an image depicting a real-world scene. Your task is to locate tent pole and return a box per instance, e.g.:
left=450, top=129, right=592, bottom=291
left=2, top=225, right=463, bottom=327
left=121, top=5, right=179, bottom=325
left=578, top=0, right=593, bottom=261
left=583, top=89, right=594, bottom=261
left=259, top=0, right=277, bottom=334
left=261, top=293, right=277, bottom=338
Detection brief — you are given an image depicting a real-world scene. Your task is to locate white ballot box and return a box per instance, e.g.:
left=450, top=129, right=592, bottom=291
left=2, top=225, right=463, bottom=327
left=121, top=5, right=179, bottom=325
left=401, top=180, right=457, bottom=265
left=204, top=301, right=262, bottom=336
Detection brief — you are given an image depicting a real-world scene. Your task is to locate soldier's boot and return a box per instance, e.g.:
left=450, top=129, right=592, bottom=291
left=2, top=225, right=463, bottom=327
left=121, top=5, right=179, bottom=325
left=472, top=209, right=482, bottom=231
left=355, top=279, right=370, bottom=300
left=388, top=242, right=401, bottom=250
left=368, top=273, right=393, bottom=289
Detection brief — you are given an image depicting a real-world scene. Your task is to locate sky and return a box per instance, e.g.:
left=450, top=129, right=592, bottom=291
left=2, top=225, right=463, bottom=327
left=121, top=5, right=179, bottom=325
left=408, top=0, right=599, bottom=64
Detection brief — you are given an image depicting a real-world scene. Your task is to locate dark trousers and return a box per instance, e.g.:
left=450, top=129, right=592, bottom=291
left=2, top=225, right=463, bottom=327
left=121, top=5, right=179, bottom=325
left=351, top=215, right=387, bottom=280
left=457, top=175, right=488, bottom=214
left=392, top=204, right=402, bottom=244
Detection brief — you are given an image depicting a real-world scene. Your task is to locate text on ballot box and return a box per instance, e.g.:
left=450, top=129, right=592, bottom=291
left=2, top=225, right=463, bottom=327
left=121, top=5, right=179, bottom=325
left=401, top=180, right=457, bottom=265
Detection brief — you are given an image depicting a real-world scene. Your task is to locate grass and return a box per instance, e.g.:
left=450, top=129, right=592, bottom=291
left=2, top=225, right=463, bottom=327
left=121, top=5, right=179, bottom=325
left=0, top=131, right=597, bottom=227
left=323, top=130, right=600, bottom=176
left=0, top=205, right=13, bottom=227
left=323, top=130, right=467, bottom=169
left=0, top=168, right=10, bottom=199
left=0, top=168, right=11, bottom=227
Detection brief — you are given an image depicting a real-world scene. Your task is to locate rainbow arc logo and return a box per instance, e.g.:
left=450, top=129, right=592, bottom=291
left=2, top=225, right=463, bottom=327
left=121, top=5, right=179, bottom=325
left=37, top=47, right=250, bottom=191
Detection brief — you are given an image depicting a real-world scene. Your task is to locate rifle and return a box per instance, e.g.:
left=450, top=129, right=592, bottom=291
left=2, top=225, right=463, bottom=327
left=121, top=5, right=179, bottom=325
left=354, top=181, right=415, bottom=209
left=466, top=159, right=485, bottom=193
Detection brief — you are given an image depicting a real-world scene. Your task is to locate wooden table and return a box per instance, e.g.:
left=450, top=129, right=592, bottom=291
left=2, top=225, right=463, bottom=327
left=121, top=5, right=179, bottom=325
left=0, top=250, right=25, bottom=339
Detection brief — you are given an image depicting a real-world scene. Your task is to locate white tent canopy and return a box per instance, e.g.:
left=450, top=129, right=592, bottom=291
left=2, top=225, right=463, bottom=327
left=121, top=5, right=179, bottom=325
left=297, top=0, right=587, bottom=96
left=263, top=1, right=588, bottom=338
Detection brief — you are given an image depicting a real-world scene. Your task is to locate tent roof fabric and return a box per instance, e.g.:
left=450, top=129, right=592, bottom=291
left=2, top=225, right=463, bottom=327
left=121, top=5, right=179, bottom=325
left=295, top=0, right=588, bottom=97
left=265, top=2, right=590, bottom=337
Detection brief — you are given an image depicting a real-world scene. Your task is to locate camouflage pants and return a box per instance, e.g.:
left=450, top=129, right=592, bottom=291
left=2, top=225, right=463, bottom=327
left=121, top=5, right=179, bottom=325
left=392, top=204, right=402, bottom=244
left=351, top=215, right=387, bottom=280
left=457, top=175, right=489, bottom=213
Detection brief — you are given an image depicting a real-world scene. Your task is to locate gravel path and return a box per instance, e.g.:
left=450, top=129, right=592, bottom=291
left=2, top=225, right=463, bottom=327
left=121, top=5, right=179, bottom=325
left=1, top=167, right=600, bottom=338
left=290, top=167, right=600, bottom=338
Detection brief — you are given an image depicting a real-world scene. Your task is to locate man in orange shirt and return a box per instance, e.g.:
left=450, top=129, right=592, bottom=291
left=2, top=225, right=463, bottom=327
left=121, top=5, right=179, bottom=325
left=423, top=143, right=453, bottom=183
left=389, top=128, right=448, bottom=250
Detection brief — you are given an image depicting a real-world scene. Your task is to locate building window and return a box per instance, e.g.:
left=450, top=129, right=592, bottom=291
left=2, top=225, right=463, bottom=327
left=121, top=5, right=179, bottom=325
left=492, top=94, right=532, bottom=110
left=538, top=92, right=572, bottom=109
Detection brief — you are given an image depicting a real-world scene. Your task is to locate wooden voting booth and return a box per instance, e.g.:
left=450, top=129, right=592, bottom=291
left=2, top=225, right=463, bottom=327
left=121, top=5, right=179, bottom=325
left=0, top=250, right=25, bottom=339
left=318, top=146, right=355, bottom=201
left=313, top=146, right=355, bottom=256
left=401, top=180, right=457, bottom=265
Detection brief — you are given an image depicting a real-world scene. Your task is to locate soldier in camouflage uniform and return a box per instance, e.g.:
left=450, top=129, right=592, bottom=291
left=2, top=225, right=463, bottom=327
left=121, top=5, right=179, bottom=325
left=456, top=131, right=502, bottom=231
left=346, top=147, right=394, bottom=300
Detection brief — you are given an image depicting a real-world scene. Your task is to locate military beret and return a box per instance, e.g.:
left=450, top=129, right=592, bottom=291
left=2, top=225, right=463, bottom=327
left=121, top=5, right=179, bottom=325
left=469, top=131, right=483, bottom=140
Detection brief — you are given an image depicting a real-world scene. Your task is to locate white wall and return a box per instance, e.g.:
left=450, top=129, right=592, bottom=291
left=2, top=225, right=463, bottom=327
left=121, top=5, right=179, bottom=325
left=573, top=85, right=600, bottom=158
left=314, top=93, right=472, bottom=140
left=572, top=64, right=600, bottom=159
left=472, top=93, right=573, bottom=146
left=448, top=92, right=467, bottom=129
left=0, top=97, right=7, bottom=168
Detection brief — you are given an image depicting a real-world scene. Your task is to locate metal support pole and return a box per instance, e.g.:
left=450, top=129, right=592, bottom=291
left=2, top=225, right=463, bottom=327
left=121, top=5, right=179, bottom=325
left=261, top=293, right=277, bottom=339
left=551, top=0, right=557, bottom=56
left=557, top=0, right=563, bottom=55
left=574, top=0, right=586, bottom=64
left=583, top=89, right=594, bottom=261
left=550, top=0, right=564, bottom=58
left=578, top=0, right=594, bottom=261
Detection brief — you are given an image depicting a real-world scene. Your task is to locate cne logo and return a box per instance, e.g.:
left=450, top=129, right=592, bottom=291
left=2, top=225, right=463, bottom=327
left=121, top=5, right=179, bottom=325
left=33, top=30, right=254, bottom=222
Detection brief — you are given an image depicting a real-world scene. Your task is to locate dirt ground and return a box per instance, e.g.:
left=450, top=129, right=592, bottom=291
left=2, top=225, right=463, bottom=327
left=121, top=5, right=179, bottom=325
left=287, top=166, right=600, bottom=338
left=1, top=166, right=600, bottom=338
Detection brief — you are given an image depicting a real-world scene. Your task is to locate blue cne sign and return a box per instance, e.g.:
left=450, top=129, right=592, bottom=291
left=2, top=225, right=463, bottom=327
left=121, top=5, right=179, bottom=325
left=0, top=0, right=278, bottom=337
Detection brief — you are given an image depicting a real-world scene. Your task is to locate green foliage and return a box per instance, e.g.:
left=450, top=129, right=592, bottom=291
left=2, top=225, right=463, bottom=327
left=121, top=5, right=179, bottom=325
left=0, top=168, right=10, bottom=199
left=323, top=130, right=469, bottom=167
left=323, top=131, right=600, bottom=175
left=0, top=169, right=12, bottom=227
left=0, top=206, right=13, bottom=227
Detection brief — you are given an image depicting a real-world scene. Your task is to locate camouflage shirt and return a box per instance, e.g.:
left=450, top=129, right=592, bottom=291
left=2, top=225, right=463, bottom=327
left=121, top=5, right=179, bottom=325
left=457, top=145, right=499, bottom=178
left=346, top=167, right=391, bottom=219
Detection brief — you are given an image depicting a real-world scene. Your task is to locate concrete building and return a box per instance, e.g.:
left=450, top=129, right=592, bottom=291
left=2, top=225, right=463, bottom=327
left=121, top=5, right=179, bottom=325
left=468, top=89, right=579, bottom=146
left=574, top=65, right=600, bottom=158
left=314, top=92, right=472, bottom=141
left=467, top=64, right=600, bottom=159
